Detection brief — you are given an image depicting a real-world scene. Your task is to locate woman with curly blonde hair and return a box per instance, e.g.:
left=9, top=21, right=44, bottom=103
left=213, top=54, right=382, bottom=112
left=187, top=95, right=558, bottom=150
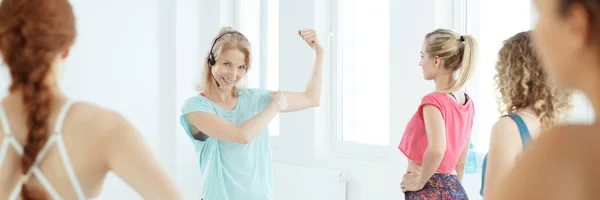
left=479, top=30, right=572, bottom=198
left=489, top=0, right=600, bottom=199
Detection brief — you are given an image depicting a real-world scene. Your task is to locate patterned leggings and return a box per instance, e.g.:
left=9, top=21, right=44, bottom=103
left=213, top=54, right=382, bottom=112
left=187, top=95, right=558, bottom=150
left=404, top=173, right=469, bottom=200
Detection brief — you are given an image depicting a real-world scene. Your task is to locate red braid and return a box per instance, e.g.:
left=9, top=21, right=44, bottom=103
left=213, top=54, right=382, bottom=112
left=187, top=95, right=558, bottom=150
left=0, top=0, right=76, bottom=199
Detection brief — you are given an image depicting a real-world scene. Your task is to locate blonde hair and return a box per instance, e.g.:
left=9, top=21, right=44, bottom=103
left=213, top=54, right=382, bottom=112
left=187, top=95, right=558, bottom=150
left=196, top=26, right=252, bottom=96
left=495, top=31, right=573, bottom=128
left=424, top=28, right=477, bottom=91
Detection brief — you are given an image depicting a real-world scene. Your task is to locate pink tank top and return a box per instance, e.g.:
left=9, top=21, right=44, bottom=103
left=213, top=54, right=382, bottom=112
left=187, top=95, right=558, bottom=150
left=398, top=92, right=475, bottom=173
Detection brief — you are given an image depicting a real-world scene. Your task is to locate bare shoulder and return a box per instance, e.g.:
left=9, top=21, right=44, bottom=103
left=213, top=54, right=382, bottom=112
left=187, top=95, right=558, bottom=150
left=534, top=125, right=595, bottom=153
left=489, top=117, right=521, bottom=149
left=489, top=124, right=597, bottom=199
left=68, top=102, right=135, bottom=139
left=491, top=116, right=519, bottom=133
left=540, top=125, right=600, bottom=166
left=520, top=124, right=597, bottom=167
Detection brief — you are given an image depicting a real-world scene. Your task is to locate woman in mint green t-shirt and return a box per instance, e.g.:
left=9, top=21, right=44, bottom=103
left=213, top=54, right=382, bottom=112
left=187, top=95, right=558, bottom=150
left=180, top=26, right=324, bottom=200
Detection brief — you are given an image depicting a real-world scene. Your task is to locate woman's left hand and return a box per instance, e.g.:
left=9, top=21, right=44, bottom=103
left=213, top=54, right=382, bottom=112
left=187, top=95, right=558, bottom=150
left=401, top=170, right=426, bottom=193
left=297, top=28, right=324, bottom=53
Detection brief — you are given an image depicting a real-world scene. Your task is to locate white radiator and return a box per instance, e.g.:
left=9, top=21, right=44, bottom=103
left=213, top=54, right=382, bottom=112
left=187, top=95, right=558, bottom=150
left=273, top=163, right=347, bottom=200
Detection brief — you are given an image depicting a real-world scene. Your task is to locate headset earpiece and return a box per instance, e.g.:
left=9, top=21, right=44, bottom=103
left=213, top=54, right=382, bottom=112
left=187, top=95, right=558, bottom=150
left=207, top=53, right=216, bottom=66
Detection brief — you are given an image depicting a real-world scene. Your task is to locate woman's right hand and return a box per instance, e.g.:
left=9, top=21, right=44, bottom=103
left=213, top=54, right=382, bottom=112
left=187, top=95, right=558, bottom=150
left=270, top=90, right=288, bottom=111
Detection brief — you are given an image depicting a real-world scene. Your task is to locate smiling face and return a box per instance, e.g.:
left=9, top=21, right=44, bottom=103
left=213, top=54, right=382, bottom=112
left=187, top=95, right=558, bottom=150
left=199, top=28, right=252, bottom=94
left=211, top=48, right=248, bottom=88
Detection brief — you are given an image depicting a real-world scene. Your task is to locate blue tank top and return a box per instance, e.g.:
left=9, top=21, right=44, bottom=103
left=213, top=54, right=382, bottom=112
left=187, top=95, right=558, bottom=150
left=480, top=114, right=532, bottom=196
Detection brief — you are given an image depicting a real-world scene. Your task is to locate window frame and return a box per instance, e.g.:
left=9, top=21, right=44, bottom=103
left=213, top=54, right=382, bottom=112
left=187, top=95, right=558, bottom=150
left=234, top=0, right=286, bottom=150
left=233, top=0, right=281, bottom=137
left=328, top=0, right=391, bottom=161
left=328, top=0, right=469, bottom=160
left=463, top=0, right=484, bottom=153
left=462, top=0, right=542, bottom=153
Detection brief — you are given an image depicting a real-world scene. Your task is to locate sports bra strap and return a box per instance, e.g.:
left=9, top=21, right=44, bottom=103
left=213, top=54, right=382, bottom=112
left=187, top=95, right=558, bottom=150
left=54, top=101, right=74, bottom=135
left=0, top=105, right=12, bottom=136
left=506, top=114, right=532, bottom=147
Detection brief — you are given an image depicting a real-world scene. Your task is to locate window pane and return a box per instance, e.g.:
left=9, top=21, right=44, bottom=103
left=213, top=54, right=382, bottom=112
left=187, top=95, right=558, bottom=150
left=267, top=0, right=279, bottom=136
left=340, top=0, right=390, bottom=145
left=467, top=0, right=531, bottom=153
left=239, top=0, right=279, bottom=136
left=240, top=0, right=261, bottom=90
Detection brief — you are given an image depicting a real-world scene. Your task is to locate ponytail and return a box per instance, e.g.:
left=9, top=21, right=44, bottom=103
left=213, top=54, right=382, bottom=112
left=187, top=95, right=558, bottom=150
left=447, top=35, right=476, bottom=91
left=424, top=29, right=478, bottom=92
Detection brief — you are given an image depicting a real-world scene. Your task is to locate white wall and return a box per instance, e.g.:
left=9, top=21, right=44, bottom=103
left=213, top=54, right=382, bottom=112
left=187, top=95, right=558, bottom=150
left=69, top=1, right=177, bottom=198
left=175, top=0, right=215, bottom=199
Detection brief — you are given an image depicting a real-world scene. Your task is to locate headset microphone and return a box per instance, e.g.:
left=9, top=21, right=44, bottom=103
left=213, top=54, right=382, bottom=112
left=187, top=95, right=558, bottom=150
left=211, top=71, right=221, bottom=87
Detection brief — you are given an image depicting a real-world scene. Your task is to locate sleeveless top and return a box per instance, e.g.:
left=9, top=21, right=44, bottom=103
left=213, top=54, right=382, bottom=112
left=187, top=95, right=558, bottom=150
left=0, top=101, right=87, bottom=200
left=480, top=113, right=532, bottom=196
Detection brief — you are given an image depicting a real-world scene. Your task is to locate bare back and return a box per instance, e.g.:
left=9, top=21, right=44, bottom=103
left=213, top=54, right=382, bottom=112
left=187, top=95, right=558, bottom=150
left=0, top=96, right=182, bottom=199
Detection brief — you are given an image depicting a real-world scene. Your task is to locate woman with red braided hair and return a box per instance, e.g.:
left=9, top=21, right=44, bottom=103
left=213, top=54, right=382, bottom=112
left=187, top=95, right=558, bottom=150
left=0, top=0, right=183, bottom=199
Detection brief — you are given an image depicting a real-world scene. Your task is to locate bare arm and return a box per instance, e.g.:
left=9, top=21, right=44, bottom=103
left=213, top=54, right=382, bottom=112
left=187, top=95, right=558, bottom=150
left=488, top=126, right=584, bottom=200
left=482, top=118, right=522, bottom=198
left=185, top=92, right=285, bottom=144
left=105, top=112, right=184, bottom=200
left=417, top=105, right=447, bottom=185
left=185, top=104, right=279, bottom=144
left=455, top=134, right=470, bottom=182
left=278, top=29, right=324, bottom=113
left=279, top=54, right=322, bottom=112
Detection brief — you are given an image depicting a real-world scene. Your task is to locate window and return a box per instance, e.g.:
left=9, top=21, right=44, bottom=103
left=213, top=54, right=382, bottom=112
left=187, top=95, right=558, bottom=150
left=236, top=0, right=280, bottom=136
left=265, top=0, right=280, bottom=136
left=464, top=0, right=533, bottom=153
left=333, top=0, right=390, bottom=146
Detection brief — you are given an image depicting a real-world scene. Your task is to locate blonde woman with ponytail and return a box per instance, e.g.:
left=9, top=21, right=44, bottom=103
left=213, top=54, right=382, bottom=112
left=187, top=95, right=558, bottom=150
left=398, top=28, right=477, bottom=199
left=0, top=0, right=183, bottom=199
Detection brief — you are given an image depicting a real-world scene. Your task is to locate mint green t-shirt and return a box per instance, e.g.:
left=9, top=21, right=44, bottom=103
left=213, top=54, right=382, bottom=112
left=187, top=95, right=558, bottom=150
left=180, top=88, right=273, bottom=200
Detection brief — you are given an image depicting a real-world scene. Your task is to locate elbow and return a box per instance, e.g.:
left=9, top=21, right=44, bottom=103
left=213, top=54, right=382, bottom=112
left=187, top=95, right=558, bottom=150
left=311, top=99, right=321, bottom=107
left=236, top=129, right=251, bottom=144
left=426, top=147, right=446, bottom=158
left=239, top=139, right=250, bottom=144
left=238, top=136, right=251, bottom=144
left=309, top=96, right=321, bottom=107
left=456, top=163, right=465, bottom=172
left=430, top=151, right=445, bottom=159
left=303, top=91, right=320, bottom=108
left=456, top=162, right=465, bottom=169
